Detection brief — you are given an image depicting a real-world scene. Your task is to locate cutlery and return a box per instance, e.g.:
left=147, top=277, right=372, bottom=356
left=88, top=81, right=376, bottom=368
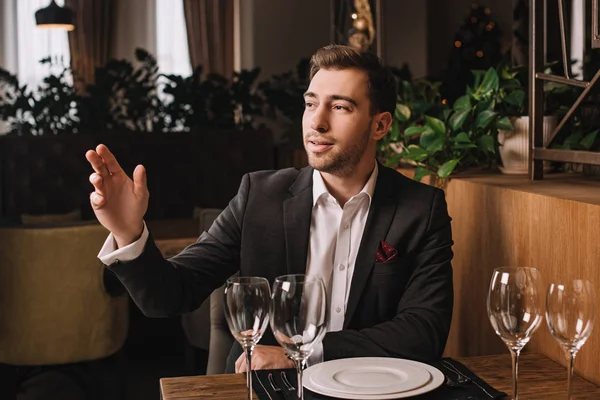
left=268, top=372, right=286, bottom=400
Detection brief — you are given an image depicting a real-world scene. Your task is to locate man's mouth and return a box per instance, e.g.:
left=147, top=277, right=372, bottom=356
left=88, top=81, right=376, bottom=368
left=307, top=139, right=334, bottom=153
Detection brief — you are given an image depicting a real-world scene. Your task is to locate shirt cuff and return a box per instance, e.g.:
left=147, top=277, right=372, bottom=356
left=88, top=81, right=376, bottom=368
left=307, top=342, right=324, bottom=367
left=98, top=222, right=149, bottom=265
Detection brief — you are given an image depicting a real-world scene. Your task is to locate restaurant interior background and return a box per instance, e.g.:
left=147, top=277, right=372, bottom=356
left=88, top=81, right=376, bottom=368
left=1, top=0, right=599, bottom=399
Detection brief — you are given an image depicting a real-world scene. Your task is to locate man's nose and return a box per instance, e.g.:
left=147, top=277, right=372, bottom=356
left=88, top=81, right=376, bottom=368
left=310, top=106, right=329, bottom=132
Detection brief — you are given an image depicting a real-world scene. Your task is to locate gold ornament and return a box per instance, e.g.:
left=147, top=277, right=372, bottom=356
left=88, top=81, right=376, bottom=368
left=353, top=17, right=368, bottom=31
left=348, top=31, right=370, bottom=52
left=347, top=0, right=375, bottom=51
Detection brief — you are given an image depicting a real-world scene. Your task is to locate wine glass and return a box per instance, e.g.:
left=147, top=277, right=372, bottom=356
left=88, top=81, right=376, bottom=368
left=271, top=274, right=328, bottom=400
left=223, top=276, right=271, bottom=400
left=487, top=267, right=544, bottom=400
left=546, top=280, right=596, bottom=400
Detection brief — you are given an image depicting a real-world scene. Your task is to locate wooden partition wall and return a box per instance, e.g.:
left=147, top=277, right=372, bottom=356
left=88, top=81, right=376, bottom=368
left=439, top=172, right=600, bottom=386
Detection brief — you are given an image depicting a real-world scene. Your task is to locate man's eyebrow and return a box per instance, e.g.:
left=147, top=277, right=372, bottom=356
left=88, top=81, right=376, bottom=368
left=303, top=92, right=358, bottom=107
left=330, top=95, right=358, bottom=107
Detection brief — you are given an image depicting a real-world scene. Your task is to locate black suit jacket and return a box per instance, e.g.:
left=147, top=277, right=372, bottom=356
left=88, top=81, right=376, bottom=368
left=109, top=163, right=454, bottom=366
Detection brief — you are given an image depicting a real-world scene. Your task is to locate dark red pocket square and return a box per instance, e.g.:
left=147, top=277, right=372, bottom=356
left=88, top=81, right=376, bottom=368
left=375, top=240, right=398, bottom=263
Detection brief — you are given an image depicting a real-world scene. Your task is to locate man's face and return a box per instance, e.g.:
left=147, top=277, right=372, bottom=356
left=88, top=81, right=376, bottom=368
left=302, top=68, right=378, bottom=177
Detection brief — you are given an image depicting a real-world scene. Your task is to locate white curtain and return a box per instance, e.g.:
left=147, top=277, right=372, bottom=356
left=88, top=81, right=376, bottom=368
left=13, top=0, right=71, bottom=90
left=156, top=0, right=191, bottom=77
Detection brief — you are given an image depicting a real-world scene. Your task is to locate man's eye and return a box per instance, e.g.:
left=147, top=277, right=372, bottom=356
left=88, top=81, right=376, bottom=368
left=334, top=105, right=348, bottom=111
left=305, top=102, right=314, bottom=108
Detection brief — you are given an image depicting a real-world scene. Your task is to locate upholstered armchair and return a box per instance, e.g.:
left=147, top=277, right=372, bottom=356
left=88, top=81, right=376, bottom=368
left=0, top=222, right=129, bottom=398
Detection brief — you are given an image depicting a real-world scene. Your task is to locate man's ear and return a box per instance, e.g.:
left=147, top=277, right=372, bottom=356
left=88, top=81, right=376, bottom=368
left=373, top=112, right=393, bottom=140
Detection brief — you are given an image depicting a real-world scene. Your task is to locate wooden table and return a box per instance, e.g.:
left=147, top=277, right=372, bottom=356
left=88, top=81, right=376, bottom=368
left=160, top=353, right=600, bottom=400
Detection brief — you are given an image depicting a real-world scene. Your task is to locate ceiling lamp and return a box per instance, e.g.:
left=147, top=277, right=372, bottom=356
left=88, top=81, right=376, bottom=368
left=35, top=1, right=75, bottom=31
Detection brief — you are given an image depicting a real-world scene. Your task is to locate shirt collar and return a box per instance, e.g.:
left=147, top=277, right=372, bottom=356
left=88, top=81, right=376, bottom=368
left=312, top=163, right=379, bottom=207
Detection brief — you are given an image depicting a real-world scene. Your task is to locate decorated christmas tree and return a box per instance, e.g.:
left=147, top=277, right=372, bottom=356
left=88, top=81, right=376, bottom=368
left=441, top=2, right=503, bottom=103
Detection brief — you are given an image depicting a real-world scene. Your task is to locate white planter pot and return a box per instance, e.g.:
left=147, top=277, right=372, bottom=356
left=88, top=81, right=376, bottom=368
left=498, top=116, right=557, bottom=175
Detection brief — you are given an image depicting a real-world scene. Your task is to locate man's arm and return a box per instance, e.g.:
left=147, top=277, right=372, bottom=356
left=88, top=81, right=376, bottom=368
left=106, top=174, right=251, bottom=318
left=323, top=189, right=454, bottom=362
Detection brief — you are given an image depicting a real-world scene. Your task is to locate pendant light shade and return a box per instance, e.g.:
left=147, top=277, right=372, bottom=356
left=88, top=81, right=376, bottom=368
left=35, top=0, right=75, bottom=31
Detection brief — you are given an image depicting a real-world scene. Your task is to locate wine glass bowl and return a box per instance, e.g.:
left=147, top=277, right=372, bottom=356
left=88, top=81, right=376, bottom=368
left=546, top=279, right=596, bottom=399
left=271, top=274, right=328, bottom=400
left=487, top=267, right=544, bottom=400
left=223, top=276, right=271, bottom=400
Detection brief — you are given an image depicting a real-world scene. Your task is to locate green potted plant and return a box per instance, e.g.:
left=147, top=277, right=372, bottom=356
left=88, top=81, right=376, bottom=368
left=379, top=67, right=511, bottom=186
left=0, top=57, right=79, bottom=135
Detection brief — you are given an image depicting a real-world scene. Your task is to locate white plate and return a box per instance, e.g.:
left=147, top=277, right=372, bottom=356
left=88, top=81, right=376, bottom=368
left=304, top=357, right=445, bottom=400
left=309, top=357, right=431, bottom=395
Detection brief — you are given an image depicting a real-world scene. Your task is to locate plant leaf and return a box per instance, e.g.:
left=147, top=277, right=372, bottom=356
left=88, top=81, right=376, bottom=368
left=564, top=132, right=582, bottom=147
left=475, top=110, right=497, bottom=129
left=404, top=145, right=428, bottom=161
left=420, top=130, right=445, bottom=153
left=496, top=116, right=514, bottom=131
left=478, top=135, right=496, bottom=153
left=449, top=109, right=470, bottom=131
left=453, top=95, right=471, bottom=112
left=480, top=68, right=500, bottom=95
left=503, top=90, right=525, bottom=106
left=580, top=130, right=598, bottom=150
left=438, top=159, right=459, bottom=178
left=413, top=167, right=432, bottom=182
left=425, top=115, right=446, bottom=135
left=404, top=125, right=429, bottom=136
left=452, top=132, right=471, bottom=143
left=395, top=103, right=411, bottom=121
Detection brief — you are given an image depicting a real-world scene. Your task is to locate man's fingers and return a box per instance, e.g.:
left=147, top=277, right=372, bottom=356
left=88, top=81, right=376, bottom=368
left=90, top=192, right=106, bottom=208
left=89, top=173, right=105, bottom=196
left=132, top=164, right=147, bottom=197
left=86, top=150, right=110, bottom=177
left=96, top=144, right=124, bottom=175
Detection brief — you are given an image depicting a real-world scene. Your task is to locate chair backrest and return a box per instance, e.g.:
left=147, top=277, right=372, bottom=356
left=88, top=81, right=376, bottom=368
left=182, top=208, right=235, bottom=374
left=0, top=222, right=129, bottom=365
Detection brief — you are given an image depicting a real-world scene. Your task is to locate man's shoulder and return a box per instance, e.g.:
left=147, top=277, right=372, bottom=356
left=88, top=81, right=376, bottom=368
left=245, top=166, right=309, bottom=192
left=380, top=165, right=441, bottom=197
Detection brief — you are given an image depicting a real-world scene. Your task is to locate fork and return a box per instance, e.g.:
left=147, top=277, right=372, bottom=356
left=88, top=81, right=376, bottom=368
left=281, top=371, right=296, bottom=391
left=267, top=372, right=285, bottom=399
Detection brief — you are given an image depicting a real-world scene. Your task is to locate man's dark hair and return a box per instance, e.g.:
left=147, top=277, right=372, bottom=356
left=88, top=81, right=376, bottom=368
left=309, top=44, right=397, bottom=115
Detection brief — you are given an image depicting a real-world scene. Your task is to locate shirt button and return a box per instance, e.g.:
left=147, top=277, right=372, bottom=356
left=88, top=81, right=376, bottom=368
left=338, top=264, right=346, bottom=271
left=335, top=307, right=342, bottom=313
left=343, top=223, right=350, bottom=229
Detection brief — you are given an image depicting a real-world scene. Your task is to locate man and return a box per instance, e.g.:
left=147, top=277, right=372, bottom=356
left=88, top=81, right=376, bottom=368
left=86, top=44, right=454, bottom=374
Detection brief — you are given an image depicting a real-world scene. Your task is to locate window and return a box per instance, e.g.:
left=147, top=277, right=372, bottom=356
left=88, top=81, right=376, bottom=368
left=156, top=0, right=192, bottom=77
left=15, top=0, right=71, bottom=90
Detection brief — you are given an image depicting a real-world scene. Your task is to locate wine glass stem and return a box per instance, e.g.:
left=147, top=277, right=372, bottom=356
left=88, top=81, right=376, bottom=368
left=510, top=348, right=521, bottom=400
left=245, top=345, right=255, bottom=400
left=567, top=351, right=576, bottom=400
left=294, top=358, right=307, bottom=400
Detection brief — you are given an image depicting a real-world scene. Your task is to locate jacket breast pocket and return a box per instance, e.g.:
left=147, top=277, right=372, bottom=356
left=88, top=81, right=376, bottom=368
left=362, top=258, right=413, bottom=323
left=371, top=258, right=409, bottom=276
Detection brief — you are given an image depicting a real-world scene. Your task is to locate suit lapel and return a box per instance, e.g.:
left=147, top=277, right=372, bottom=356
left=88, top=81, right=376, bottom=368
left=344, top=165, right=398, bottom=328
left=283, top=167, right=314, bottom=276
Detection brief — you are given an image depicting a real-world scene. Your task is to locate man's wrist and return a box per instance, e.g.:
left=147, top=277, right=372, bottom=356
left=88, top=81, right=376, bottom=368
left=113, top=223, right=144, bottom=248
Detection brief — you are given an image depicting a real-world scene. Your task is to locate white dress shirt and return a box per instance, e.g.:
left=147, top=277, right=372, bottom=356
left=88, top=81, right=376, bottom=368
left=98, top=163, right=378, bottom=366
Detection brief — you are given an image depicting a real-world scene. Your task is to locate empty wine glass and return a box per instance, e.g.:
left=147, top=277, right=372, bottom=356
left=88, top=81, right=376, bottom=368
left=223, top=277, right=271, bottom=400
left=546, top=280, right=596, bottom=400
left=487, top=267, right=544, bottom=400
left=271, top=274, right=327, bottom=400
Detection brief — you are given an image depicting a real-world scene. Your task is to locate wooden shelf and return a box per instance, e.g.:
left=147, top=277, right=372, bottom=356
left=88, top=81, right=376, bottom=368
left=455, top=171, right=600, bottom=206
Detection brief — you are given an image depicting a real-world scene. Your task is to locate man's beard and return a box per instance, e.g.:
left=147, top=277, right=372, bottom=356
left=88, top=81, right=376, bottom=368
left=305, top=127, right=372, bottom=177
